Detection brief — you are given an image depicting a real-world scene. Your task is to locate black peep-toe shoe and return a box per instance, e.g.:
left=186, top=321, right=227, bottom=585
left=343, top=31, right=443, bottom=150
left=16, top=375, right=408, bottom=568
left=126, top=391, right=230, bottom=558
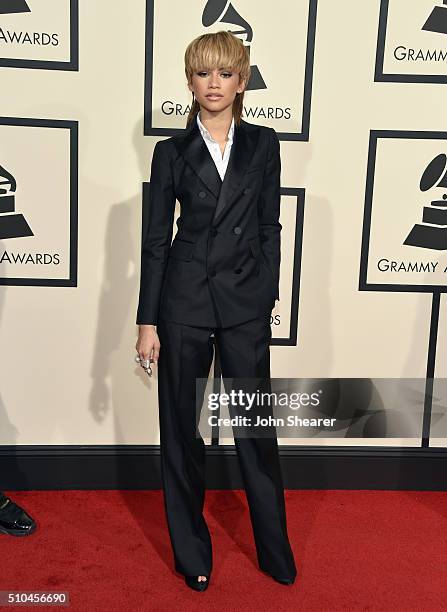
left=184, top=575, right=210, bottom=592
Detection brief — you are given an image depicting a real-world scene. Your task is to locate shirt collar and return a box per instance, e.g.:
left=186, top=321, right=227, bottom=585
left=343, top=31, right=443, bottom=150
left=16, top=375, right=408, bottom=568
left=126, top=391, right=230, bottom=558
left=196, top=112, right=234, bottom=145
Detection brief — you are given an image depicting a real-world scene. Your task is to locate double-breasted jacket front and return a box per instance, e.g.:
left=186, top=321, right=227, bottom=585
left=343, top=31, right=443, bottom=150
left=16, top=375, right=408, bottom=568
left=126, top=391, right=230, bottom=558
left=136, top=117, right=281, bottom=328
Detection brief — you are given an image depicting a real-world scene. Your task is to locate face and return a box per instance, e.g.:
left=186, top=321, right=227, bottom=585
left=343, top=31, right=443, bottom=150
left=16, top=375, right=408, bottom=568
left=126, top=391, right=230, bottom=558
left=188, top=67, right=245, bottom=113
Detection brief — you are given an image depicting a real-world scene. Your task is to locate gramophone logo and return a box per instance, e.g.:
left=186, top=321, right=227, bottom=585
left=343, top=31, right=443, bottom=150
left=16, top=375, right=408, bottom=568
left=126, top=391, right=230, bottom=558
left=145, top=0, right=317, bottom=138
left=404, top=154, right=447, bottom=250
left=360, top=131, right=447, bottom=292
left=0, top=117, right=78, bottom=287
left=0, top=0, right=30, bottom=14
left=422, top=1, right=447, bottom=35
left=0, top=164, right=33, bottom=240
left=376, top=0, right=447, bottom=84
left=202, top=0, right=266, bottom=91
left=0, top=0, right=78, bottom=71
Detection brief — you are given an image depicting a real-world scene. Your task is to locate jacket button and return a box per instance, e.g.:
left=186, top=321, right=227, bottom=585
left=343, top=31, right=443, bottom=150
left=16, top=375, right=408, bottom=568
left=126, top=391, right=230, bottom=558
left=198, top=191, right=207, bottom=198
left=243, top=188, right=251, bottom=194
left=233, top=226, right=242, bottom=235
left=209, top=269, right=216, bottom=277
left=210, top=228, right=218, bottom=237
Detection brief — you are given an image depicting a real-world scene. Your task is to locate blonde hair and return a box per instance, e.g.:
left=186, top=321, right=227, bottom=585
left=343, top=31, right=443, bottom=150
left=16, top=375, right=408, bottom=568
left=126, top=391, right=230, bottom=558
left=184, top=31, right=250, bottom=127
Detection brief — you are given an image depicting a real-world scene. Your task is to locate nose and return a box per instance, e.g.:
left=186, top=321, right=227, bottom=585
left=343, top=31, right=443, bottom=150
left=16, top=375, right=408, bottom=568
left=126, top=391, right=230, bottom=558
left=209, top=72, right=220, bottom=88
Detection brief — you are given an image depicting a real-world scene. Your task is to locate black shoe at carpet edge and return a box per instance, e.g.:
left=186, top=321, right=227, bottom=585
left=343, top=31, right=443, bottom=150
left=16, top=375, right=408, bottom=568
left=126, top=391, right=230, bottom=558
left=264, top=570, right=297, bottom=585
left=0, top=497, right=36, bottom=536
left=184, top=575, right=210, bottom=592
left=270, top=574, right=295, bottom=585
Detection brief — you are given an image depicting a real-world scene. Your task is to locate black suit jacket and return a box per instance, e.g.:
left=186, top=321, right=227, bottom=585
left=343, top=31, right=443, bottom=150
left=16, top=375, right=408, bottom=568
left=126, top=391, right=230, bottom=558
left=136, top=117, right=282, bottom=328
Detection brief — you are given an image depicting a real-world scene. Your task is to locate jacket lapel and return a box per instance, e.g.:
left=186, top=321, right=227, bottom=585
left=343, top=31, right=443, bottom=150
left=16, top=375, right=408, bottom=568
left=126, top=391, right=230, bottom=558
left=177, top=118, right=222, bottom=199
left=177, top=117, right=259, bottom=222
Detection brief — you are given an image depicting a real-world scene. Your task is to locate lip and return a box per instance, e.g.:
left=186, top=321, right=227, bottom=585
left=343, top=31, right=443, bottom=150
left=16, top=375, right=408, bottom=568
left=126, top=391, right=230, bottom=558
left=206, top=94, right=223, bottom=99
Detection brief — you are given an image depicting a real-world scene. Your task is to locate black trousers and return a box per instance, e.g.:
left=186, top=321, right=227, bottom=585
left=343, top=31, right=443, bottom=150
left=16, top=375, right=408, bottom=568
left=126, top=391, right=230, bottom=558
left=156, top=314, right=297, bottom=579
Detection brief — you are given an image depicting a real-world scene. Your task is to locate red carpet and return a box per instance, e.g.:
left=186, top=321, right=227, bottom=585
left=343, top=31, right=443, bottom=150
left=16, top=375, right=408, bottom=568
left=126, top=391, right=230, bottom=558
left=1, top=489, right=446, bottom=611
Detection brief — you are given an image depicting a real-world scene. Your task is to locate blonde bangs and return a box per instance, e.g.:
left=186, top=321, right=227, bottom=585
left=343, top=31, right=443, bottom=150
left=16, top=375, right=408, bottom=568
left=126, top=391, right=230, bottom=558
left=185, top=31, right=250, bottom=83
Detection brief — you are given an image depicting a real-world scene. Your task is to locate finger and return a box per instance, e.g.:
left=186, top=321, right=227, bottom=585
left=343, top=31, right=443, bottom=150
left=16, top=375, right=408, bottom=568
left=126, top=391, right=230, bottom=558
left=152, top=345, right=160, bottom=364
left=139, top=349, right=150, bottom=361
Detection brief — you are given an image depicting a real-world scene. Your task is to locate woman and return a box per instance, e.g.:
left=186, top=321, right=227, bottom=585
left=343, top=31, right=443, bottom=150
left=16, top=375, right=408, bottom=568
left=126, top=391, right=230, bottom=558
left=135, top=31, right=296, bottom=592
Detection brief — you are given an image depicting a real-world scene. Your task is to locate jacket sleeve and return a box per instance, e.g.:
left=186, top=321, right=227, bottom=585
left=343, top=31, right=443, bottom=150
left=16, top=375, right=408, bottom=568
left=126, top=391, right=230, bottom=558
left=259, top=127, right=282, bottom=301
left=136, top=140, right=176, bottom=325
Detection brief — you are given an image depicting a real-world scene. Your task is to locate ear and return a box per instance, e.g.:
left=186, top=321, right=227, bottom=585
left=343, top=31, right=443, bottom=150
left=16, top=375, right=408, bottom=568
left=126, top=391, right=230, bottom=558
left=237, top=77, right=247, bottom=94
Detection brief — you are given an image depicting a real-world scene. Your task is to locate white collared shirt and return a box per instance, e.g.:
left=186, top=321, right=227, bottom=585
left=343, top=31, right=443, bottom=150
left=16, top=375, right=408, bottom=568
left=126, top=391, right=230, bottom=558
left=196, top=112, right=234, bottom=181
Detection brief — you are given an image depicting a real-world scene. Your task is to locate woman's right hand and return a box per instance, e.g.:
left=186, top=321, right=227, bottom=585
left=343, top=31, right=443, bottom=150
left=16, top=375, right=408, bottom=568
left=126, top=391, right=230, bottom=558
left=136, top=325, right=161, bottom=369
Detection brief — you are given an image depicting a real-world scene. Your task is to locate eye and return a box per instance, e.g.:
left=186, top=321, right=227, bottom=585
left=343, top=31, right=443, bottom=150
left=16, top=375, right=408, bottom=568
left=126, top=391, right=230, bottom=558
left=197, top=71, right=208, bottom=77
left=221, top=72, right=232, bottom=78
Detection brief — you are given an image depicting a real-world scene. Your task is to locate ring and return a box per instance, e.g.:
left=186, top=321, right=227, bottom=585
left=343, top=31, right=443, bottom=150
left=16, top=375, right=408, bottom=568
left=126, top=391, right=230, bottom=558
left=135, top=355, right=153, bottom=377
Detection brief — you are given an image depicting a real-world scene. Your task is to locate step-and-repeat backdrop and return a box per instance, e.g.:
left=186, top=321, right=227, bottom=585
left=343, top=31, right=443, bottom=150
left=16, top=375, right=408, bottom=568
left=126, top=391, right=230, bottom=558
left=1, top=0, right=447, bottom=449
